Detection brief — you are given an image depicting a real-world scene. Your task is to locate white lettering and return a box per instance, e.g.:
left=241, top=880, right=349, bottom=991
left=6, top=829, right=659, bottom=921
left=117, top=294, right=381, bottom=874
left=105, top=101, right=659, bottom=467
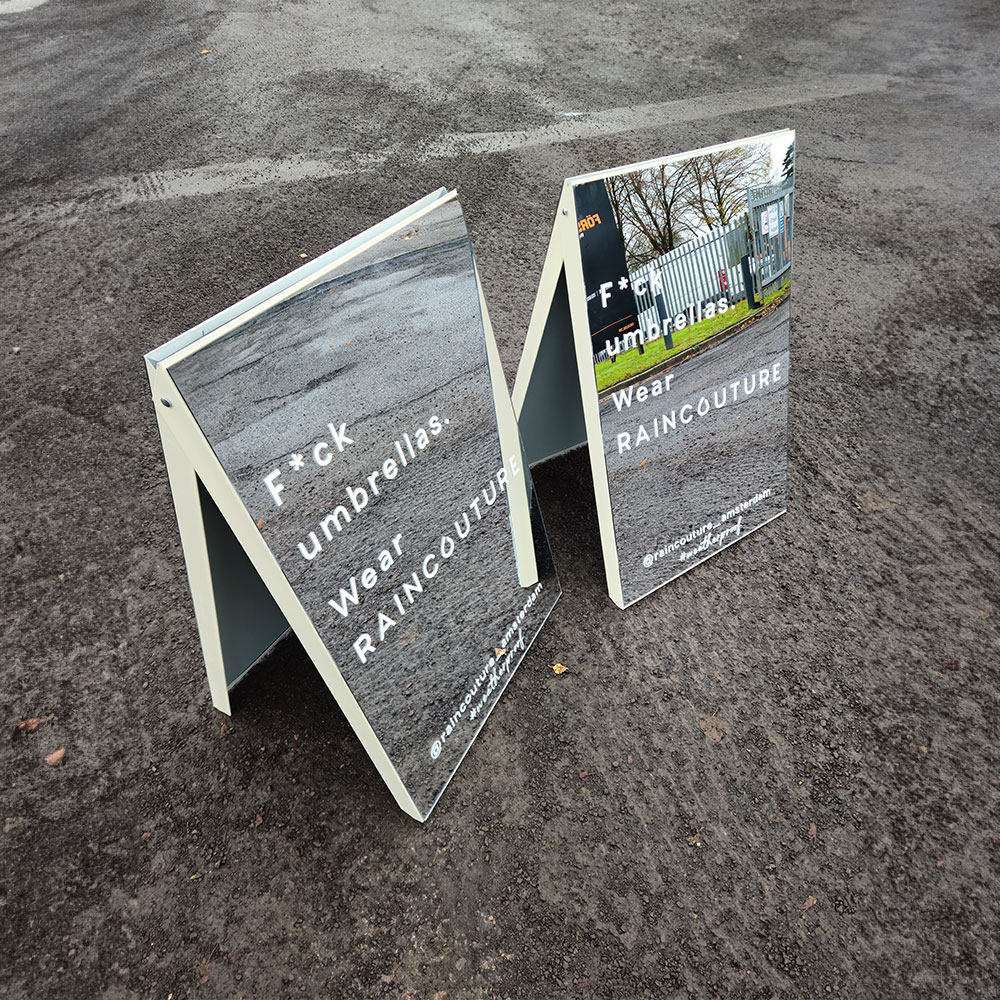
left=264, top=469, right=284, bottom=506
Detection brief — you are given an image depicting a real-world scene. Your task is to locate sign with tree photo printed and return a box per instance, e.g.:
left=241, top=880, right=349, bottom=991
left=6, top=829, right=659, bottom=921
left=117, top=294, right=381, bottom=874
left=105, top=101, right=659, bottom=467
left=513, top=131, right=795, bottom=607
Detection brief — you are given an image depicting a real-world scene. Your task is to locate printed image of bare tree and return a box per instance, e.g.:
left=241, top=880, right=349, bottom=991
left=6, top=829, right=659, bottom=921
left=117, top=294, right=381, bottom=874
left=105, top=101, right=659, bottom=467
left=606, top=164, right=692, bottom=269
left=606, top=144, right=773, bottom=269
left=686, top=144, right=772, bottom=232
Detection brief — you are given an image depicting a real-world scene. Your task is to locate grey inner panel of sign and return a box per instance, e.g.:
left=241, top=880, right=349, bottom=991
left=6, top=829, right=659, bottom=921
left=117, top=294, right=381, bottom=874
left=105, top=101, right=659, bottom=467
left=198, top=478, right=290, bottom=688
left=168, top=198, right=560, bottom=818
left=518, top=269, right=587, bottom=466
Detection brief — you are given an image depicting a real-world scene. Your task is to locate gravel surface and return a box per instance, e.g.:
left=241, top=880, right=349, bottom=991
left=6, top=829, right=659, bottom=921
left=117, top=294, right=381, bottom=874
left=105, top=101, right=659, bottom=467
left=1, top=0, right=998, bottom=997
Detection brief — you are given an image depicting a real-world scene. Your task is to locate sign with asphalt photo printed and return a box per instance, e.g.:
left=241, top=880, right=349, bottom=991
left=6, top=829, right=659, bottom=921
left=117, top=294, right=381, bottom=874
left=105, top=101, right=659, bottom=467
left=145, top=190, right=560, bottom=821
left=513, top=131, right=794, bottom=607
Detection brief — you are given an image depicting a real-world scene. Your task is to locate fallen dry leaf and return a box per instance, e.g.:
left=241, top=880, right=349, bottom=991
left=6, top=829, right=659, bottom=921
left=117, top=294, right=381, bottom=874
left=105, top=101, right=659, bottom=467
left=45, top=748, right=66, bottom=766
left=551, top=663, right=567, bottom=675
left=638, top=457, right=648, bottom=467
left=18, top=714, right=53, bottom=733
left=256, top=518, right=263, bottom=529
left=800, top=895, right=818, bottom=916
left=808, top=823, right=818, bottom=843
left=200, top=49, right=212, bottom=54
left=253, top=813, right=264, bottom=828
left=860, top=491, right=898, bottom=514
left=697, top=714, right=727, bottom=743
left=494, top=648, right=506, bottom=657
left=298, top=253, right=308, bottom=259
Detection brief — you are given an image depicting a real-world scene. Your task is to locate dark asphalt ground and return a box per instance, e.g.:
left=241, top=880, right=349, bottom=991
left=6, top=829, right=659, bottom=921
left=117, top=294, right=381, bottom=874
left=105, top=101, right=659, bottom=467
left=1, top=1, right=998, bottom=998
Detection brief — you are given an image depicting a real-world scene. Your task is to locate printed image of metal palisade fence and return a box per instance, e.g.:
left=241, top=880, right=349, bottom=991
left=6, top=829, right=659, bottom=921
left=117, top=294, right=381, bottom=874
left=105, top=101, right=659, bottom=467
left=599, top=181, right=794, bottom=360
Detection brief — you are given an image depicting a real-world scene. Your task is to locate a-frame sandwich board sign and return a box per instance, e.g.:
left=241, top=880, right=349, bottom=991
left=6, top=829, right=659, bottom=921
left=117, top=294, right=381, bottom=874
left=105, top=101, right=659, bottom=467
left=512, top=132, right=795, bottom=610
left=145, top=189, right=560, bottom=821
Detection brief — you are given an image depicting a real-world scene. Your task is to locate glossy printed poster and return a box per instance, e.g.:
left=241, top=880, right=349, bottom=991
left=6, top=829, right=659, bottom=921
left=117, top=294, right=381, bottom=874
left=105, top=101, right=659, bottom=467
left=161, top=194, right=560, bottom=819
left=575, top=131, right=794, bottom=605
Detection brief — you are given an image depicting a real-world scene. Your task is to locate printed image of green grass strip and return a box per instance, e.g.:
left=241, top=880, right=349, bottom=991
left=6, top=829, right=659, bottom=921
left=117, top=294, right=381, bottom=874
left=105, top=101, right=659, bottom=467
left=595, top=281, right=790, bottom=393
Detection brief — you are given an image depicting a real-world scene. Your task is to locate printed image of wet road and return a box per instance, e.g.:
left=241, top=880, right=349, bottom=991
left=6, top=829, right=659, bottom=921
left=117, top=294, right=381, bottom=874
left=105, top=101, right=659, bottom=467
left=598, top=298, right=790, bottom=606
left=169, top=197, right=559, bottom=819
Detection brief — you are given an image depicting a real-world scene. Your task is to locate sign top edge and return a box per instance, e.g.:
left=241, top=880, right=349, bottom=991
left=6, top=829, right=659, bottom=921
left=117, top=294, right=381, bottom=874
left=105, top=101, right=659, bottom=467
left=564, top=129, right=795, bottom=188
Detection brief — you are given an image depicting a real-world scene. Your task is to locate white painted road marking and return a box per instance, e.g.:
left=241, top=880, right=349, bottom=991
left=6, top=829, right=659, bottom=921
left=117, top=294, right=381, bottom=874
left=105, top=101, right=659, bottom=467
left=0, top=0, right=51, bottom=13
left=2, top=74, right=893, bottom=225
